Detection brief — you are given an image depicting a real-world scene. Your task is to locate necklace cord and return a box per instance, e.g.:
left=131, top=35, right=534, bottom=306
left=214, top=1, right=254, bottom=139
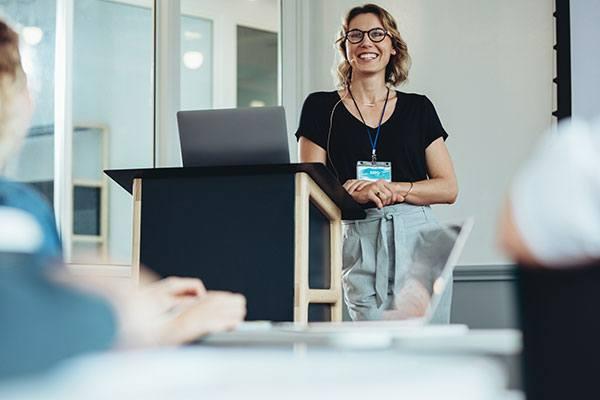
left=348, top=86, right=390, bottom=162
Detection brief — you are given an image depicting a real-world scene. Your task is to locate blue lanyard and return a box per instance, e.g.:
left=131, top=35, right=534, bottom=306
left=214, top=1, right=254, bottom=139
left=349, top=87, right=390, bottom=162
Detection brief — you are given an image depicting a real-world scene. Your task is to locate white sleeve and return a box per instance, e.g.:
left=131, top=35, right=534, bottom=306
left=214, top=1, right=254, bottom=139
left=510, top=118, right=600, bottom=266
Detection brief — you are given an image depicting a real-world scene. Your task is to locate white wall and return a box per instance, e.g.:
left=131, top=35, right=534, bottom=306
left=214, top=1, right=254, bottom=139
left=284, top=0, right=554, bottom=265
left=571, top=0, right=600, bottom=121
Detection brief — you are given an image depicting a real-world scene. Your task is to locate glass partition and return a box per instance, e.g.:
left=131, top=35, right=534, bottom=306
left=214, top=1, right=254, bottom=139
left=72, top=0, right=154, bottom=263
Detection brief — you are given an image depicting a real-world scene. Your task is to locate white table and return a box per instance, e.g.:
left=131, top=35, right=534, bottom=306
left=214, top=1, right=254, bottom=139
left=0, top=329, right=522, bottom=400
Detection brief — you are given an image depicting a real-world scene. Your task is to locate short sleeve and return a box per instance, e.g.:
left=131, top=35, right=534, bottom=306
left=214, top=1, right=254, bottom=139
left=294, top=92, right=329, bottom=150
left=510, top=119, right=600, bottom=266
left=421, top=96, right=448, bottom=149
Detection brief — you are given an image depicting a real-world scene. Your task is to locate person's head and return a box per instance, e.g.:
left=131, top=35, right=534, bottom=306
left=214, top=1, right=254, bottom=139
left=335, top=4, right=410, bottom=88
left=0, top=20, right=31, bottom=170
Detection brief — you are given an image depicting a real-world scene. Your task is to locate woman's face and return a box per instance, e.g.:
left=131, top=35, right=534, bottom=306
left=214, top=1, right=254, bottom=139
left=344, top=13, right=395, bottom=79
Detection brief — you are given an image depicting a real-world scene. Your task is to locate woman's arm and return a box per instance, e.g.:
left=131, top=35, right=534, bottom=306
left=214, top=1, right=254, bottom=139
left=343, top=137, right=458, bottom=207
left=300, top=136, right=406, bottom=208
left=299, top=137, right=391, bottom=208
left=298, top=137, right=326, bottom=164
left=298, top=136, right=457, bottom=208
left=391, top=137, right=458, bottom=205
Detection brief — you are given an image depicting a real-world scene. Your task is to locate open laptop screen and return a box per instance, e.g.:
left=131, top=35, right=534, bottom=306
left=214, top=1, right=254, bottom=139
left=388, top=223, right=465, bottom=322
left=177, top=106, right=290, bottom=167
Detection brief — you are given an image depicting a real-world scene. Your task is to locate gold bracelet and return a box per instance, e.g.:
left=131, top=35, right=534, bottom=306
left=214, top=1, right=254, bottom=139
left=404, top=182, right=414, bottom=197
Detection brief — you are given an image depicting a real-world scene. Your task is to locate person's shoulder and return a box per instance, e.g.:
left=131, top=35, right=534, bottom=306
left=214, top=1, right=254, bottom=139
left=303, top=90, right=340, bottom=106
left=0, top=178, right=52, bottom=216
left=0, top=178, right=48, bottom=202
left=396, top=90, right=430, bottom=104
left=396, top=91, right=440, bottom=114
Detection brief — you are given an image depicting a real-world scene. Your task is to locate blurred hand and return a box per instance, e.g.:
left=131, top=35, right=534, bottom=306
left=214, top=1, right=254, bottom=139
left=161, top=291, right=247, bottom=345
left=140, top=276, right=207, bottom=314
left=383, top=279, right=430, bottom=320
left=55, top=270, right=245, bottom=347
left=113, top=276, right=209, bottom=347
left=343, top=179, right=402, bottom=209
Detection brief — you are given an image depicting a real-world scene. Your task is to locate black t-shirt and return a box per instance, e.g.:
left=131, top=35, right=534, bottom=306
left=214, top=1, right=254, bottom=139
left=295, top=90, right=448, bottom=185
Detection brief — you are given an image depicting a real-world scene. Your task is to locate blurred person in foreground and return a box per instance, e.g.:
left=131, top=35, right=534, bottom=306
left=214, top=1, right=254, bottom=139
left=498, top=118, right=600, bottom=266
left=0, top=20, right=245, bottom=380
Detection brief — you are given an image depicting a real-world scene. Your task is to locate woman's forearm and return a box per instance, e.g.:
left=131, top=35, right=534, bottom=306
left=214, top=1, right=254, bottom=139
left=392, top=178, right=458, bottom=206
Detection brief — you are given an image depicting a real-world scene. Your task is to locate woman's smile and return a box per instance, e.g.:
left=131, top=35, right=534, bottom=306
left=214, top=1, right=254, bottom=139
left=357, top=51, right=380, bottom=61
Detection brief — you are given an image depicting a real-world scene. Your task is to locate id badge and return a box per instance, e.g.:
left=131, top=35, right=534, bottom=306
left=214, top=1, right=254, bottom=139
left=356, top=161, right=392, bottom=182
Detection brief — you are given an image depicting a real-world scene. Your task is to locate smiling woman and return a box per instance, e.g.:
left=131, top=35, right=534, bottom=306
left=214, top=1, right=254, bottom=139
left=295, top=3, right=458, bottom=322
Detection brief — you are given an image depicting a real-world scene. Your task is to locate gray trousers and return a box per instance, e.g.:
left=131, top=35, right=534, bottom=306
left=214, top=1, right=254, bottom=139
left=342, top=203, right=453, bottom=322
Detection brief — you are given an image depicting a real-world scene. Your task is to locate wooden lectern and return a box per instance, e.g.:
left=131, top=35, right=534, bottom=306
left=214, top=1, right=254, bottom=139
left=106, top=163, right=364, bottom=323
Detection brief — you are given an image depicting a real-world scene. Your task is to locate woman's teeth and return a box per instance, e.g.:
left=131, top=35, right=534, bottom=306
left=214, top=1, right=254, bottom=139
left=358, top=53, right=378, bottom=60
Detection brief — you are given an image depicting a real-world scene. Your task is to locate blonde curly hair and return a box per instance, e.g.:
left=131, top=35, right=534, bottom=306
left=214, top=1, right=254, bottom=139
left=334, top=4, right=411, bottom=88
left=0, top=20, right=29, bottom=168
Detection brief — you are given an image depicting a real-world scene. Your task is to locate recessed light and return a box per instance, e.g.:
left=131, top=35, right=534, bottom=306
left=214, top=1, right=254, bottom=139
left=249, top=100, right=266, bottom=107
left=183, top=51, right=204, bottom=69
left=184, top=31, right=202, bottom=40
left=22, top=26, right=43, bottom=46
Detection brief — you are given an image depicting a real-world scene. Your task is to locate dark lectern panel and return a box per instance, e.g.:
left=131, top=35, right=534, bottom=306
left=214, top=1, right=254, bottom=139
left=308, top=303, right=331, bottom=322
left=141, top=175, right=296, bottom=321
left=105, top=163, right=365, bottom=220
left=308, top=202, right=330, bottom=290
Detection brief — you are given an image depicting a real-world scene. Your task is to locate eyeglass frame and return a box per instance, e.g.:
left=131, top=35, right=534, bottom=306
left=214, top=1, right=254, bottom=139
left=344, top=28, right=390, bottom=44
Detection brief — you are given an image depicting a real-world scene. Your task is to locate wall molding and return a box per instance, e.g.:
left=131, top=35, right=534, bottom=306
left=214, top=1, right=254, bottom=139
left=454, top=264, right=516, bottom=282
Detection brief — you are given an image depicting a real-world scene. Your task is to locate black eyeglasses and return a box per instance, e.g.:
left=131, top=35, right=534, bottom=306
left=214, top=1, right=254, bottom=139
left=345, top=28, right=389, bottom=44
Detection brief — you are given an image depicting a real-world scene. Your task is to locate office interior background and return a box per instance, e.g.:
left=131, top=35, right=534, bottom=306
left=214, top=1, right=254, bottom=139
left=1, top=0, right=598, bottom=329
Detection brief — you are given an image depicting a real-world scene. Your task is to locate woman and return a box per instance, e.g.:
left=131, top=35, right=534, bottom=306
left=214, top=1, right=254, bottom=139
left=0, top=19, right=245, bottom=378
left=296, top=4, right=458, bottom=321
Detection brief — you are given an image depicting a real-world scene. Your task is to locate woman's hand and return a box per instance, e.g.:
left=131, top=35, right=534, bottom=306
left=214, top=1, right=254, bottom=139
left=343, top=179, right=404, bottom=208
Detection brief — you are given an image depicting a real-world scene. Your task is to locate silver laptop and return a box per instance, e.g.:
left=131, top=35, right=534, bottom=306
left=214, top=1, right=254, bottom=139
left=177, top=106, right=290, bottom=167
left=301, top=217, right=474, bottom=330
left=200, top=218, right=474, bottom=347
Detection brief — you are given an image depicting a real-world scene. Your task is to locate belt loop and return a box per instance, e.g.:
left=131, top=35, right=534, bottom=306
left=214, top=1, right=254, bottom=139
left=374, top=214, right=390, bottom=308
left=392, top=215, right=405, bottom=295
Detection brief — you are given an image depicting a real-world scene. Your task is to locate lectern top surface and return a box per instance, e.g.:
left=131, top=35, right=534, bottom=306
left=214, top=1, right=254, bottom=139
left=105, top=163, right=366, bottom=220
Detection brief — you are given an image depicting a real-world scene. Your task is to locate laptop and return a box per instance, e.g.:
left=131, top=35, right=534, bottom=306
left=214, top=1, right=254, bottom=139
left=200, top=218, right=474, bottom=347
left=177, top=106, right=290, bottom=167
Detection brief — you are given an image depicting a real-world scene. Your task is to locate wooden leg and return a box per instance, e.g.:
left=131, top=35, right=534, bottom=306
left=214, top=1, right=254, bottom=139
left=330, top=218, right=343, bottom=321
left=131, top=178, right=142, bottom=285
left=295, top=172, right=343, bottom=323
left=294, top=173, right=310, bottom=323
